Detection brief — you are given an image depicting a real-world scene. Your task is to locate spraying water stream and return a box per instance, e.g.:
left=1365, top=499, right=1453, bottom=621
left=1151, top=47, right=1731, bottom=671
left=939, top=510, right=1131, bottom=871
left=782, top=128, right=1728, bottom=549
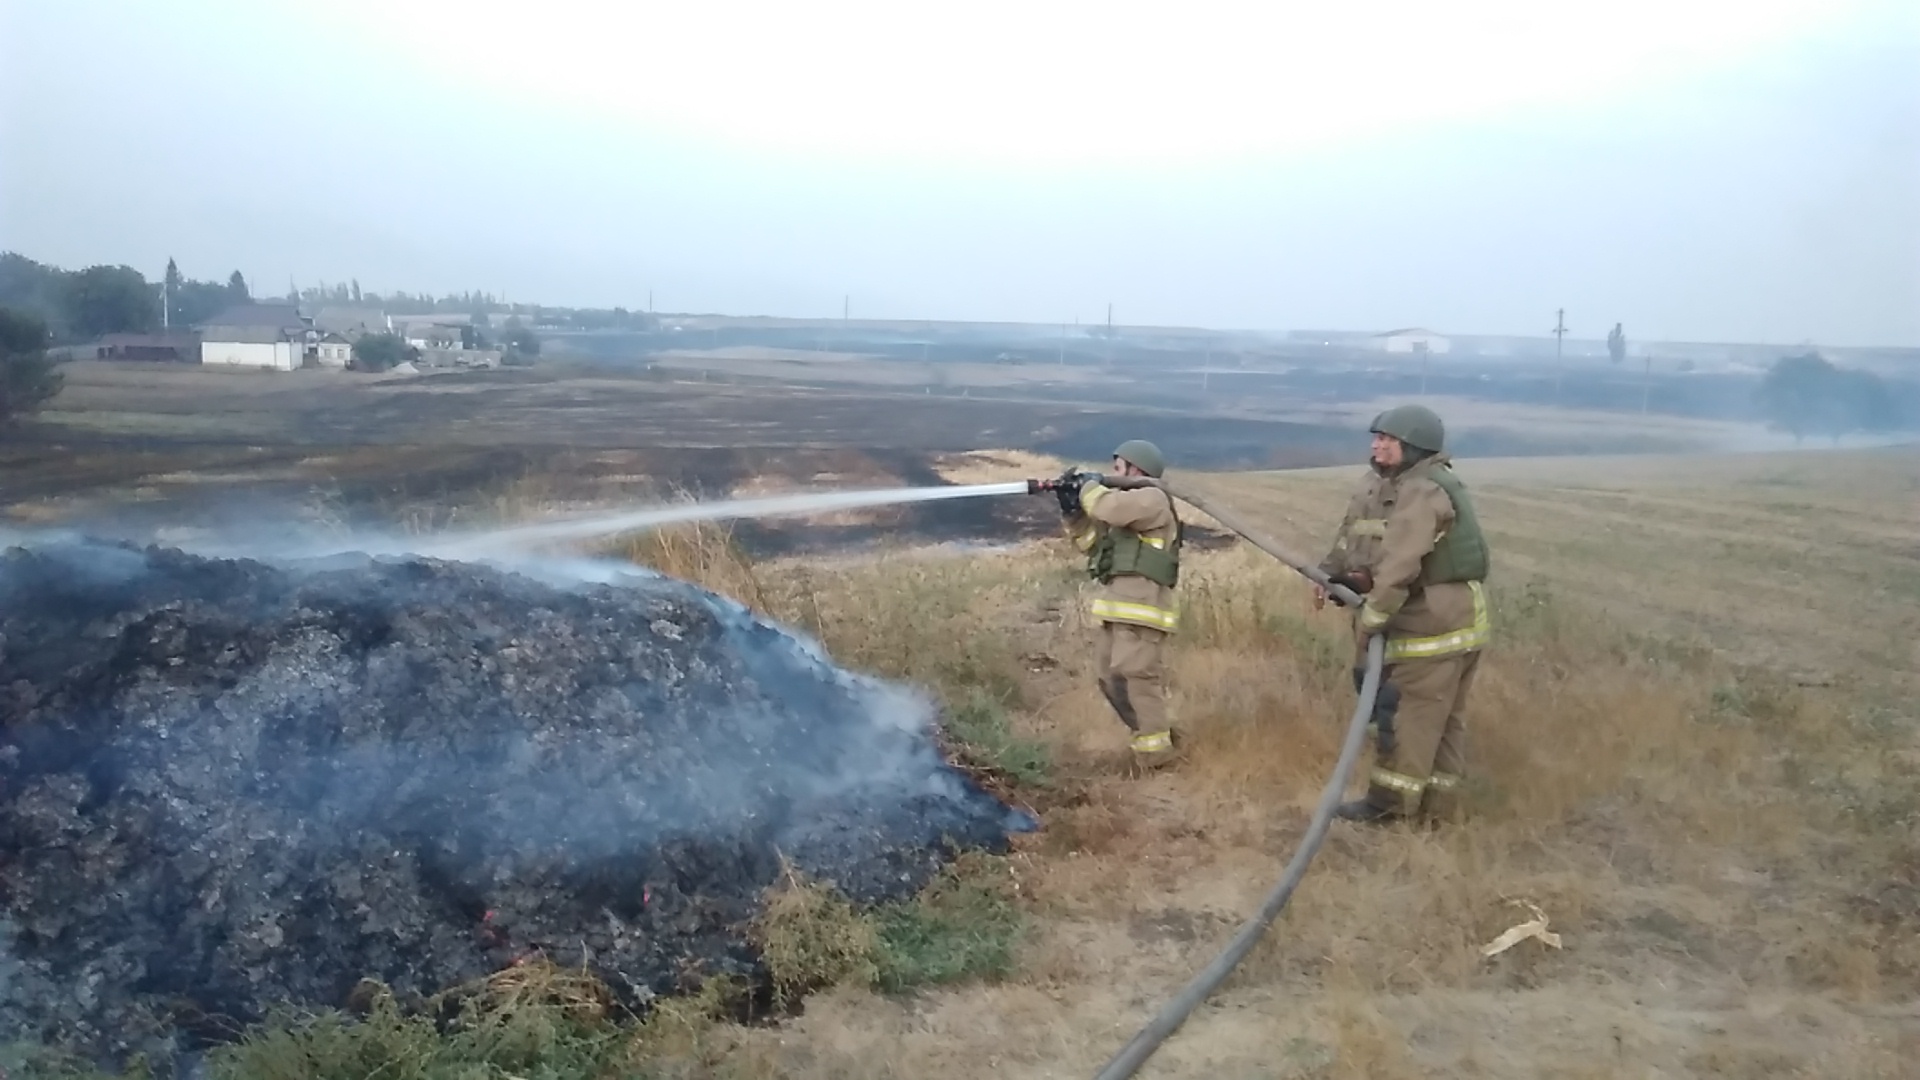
left=418, top=481, right=1033, bottom=559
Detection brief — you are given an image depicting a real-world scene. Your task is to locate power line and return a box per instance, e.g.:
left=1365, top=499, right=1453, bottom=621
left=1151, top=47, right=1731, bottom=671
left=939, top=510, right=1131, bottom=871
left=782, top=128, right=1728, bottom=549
left=1551, top=308, right=1568, bottom=401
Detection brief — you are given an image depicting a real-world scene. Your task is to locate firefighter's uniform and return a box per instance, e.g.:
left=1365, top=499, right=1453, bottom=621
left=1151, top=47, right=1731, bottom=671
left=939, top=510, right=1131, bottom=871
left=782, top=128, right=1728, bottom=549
left=1321, top=405, right=1490, bottom=822
left=1061, top=440, right=1183, bottom=767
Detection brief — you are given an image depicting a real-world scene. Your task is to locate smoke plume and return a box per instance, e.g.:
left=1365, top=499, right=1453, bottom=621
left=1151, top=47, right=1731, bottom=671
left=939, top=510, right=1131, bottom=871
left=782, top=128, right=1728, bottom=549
left=0, top=533, right=1028, bottom=1067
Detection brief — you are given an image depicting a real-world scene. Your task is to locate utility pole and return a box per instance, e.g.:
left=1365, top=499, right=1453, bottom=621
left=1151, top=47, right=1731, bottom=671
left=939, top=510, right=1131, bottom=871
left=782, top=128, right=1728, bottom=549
left=1551, top=308, right=1568, bottom=401
left=1641, top=348, right=1654, bottom=415
left=648, top=289, right=653, bottom=314
left=843, top=294, right=849, bottom=321
left=1058, top=323, right=1065, bottom=366
left=1416, top=340, right=1430, bottom=397
left=161, top=278, right=169, bottom=329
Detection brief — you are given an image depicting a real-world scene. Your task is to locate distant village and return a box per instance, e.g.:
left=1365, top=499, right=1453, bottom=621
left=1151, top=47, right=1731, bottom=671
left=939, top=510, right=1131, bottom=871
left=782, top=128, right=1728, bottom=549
left=85, top=304, right=525, bottom=374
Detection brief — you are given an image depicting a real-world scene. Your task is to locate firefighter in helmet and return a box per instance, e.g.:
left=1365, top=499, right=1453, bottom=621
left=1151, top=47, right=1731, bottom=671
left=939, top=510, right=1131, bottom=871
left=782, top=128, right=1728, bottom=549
left=1314, top=405, right=1490, bottom=823
left=1052, top=440, right=1184, bottom=769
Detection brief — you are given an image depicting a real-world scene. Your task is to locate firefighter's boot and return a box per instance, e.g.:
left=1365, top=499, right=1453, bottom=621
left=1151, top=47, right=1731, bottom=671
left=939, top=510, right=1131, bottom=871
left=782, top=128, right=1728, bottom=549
left=1334, top=798, right=1397, bottom=824
left=1130, top=728, right=1180, bottom=771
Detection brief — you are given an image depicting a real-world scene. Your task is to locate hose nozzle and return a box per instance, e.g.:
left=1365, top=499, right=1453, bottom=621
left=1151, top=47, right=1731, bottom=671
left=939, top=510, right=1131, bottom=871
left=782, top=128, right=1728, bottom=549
left=1027, top=471, right=1104, bottom=494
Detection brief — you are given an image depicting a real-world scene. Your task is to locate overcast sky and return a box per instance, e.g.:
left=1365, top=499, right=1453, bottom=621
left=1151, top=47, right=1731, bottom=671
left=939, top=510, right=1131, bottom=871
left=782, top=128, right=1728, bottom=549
left=2, top=0, right=1915, bottom=345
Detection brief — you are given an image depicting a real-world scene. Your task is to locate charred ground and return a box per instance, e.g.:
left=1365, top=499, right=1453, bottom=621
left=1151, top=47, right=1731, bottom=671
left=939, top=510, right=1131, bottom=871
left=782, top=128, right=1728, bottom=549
left=0, top=538, right=1026, bottom=1066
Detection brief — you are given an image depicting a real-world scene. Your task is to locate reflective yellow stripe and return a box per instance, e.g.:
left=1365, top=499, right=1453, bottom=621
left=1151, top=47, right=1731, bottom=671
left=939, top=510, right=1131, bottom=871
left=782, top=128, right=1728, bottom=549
left=1090, top=597, right=1180, bottom=631
left=1358, top=602, right=1391, bottom=630
left=1071, top=527, right=1098, bottom=552
left=1139, top=536, right=1167, bottom=549
left=1131, top=730, right=1172, bottom=753
left=1080, top=483, right=1111, bottom=512
left=1384, top=581, right=1490, bottom=661
left=1348, top=518, right=1388, bottom=538
left=1427, top=771, right=1462, bottom=790
left=1370, top=766, right=1426, bottom=794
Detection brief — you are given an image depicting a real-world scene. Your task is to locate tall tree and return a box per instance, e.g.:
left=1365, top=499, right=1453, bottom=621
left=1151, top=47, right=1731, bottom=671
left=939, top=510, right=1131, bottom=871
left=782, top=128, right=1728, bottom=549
left=63, top=265, right=159, bottom=338
left=505, top=322, right=541, bottom=358
left=1754, top=352, right=1901, bottom=444
left=173, top=280, right=234, bottom=326
left=0, top=252, right=72, bottom=338
left=163, top=258, right=183, bottom=326
left=351, top=332, right=410, bottom=372
left=227, top=271, right=251, bottom=304
left=0, top=306, right=64, bottom=426
left=1607, top=322, right=1626, bottom=365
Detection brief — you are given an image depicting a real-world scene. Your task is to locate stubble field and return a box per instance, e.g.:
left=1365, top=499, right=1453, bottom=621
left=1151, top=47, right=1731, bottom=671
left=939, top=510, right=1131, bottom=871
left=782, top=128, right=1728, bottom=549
left=3, top=360, right=1916, bottom=1077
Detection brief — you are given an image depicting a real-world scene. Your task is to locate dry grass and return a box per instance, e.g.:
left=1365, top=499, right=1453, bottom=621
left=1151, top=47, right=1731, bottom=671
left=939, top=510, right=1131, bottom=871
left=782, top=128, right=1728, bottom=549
left=929, top=448, right=1073, bottom=486
left=752, top=864, right=883, bottom=1008
left=618, top=517, right=776, bottom=615
left=631, top=444, right=1920, bottom=1078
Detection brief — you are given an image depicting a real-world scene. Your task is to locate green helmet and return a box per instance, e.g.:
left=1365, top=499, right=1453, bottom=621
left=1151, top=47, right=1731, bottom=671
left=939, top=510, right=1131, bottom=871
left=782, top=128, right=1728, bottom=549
left=1112, top=439, right=1166, bottom=478
left=1369, top=404, right=1445, bottom=453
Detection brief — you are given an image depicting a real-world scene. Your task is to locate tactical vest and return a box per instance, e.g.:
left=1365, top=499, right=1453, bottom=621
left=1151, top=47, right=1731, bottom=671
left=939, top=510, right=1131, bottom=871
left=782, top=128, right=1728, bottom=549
left=1087, top=493, right=1183, bottom=588
left=1411, top=462, right=1489, bottom=586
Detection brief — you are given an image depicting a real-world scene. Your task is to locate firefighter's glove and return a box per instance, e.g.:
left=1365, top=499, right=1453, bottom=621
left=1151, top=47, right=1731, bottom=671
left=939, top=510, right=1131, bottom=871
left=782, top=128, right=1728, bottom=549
left=1331, top=570, right=1374, bottom=595
left=1053, top=469, right=1085, bottom=516
left=1355, top=602, right=1391, bottom=638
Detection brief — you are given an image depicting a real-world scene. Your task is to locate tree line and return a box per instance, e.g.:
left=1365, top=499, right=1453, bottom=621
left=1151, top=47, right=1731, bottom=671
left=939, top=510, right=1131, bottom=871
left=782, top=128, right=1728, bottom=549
left=3, top=250, right=662, bottom=345
left=1753, top=352, right=1914, bottom=443
left=347, top=318, right=542, bottom=372
left=294, top=282, right=657, bottom=333
left=0, top=252, right=253, bottom=344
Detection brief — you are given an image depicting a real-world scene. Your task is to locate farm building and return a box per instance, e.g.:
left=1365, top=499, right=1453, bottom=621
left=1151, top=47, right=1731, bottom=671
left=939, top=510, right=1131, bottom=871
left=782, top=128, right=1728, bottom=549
left=1370, top=328, right=1451, bottom=354
left=199, top=303, right=311, bottom=371
left=313, top=332, right=353, bottom=368
left=401, top=321, right=465, bottom=350
left=94, top=330, right=201, bottom=363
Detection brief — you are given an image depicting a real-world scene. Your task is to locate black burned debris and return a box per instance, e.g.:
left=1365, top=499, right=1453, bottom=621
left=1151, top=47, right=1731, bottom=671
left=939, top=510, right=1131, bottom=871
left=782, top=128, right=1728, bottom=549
left=0, top=538, right=1026, bottom=1065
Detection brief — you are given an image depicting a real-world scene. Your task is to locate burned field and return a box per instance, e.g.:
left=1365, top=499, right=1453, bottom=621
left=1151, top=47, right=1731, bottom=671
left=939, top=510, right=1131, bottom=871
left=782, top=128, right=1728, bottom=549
left=4, top=362, right=1296, bottom=559
left=0, top=538, right=1029, bottom=1065
left=26, top=361, right=1371, bottom=468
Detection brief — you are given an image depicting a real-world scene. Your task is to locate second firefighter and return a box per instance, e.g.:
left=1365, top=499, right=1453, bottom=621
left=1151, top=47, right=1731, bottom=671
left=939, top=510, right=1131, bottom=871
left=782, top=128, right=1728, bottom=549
left=1056, top=440, right=1184, bottom=769
left=1316, top=404, right=1492, bottom=824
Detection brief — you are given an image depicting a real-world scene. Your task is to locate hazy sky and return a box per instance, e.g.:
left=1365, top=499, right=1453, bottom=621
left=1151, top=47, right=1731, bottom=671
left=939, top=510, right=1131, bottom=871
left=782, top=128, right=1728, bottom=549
left=3, top=0, right=1916, bottom=345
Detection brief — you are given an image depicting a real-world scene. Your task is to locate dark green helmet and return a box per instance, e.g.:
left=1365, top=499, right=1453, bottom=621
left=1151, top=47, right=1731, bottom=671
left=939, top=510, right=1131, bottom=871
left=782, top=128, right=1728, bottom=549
left=1369, top=404, right=1445, bottom=453
left=1112, top=439, right=1166, bottom=478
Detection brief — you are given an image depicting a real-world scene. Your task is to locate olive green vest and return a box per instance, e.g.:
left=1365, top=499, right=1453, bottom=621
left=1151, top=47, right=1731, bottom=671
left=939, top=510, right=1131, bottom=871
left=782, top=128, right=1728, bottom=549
left=1410, top=461, right=1489, bottom=586
left=1087, top=495, right=1183, bottom=588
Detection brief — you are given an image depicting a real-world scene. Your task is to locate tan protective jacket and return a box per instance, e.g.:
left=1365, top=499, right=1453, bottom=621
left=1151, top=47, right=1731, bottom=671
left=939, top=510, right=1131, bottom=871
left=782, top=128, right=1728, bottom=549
left=1320, top=453, right=1489, bottom=661
left=1064, top=481, right=1181, bottom=633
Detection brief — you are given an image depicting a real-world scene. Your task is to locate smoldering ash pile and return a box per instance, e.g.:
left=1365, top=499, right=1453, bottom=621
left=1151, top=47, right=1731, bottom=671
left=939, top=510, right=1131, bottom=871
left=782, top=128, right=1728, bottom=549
left=0, top=537, right=1028, bottom=1065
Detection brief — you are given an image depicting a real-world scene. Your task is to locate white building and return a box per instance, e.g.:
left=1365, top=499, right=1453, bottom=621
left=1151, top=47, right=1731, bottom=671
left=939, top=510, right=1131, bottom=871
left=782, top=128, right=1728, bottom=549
left=200, top=328, right=302, bottom=371
left=1371, top=328, right=1451, bottom=355
left=403, top=323, right=462, bottom=350
left=313, top=332, right=353, bottom=368
left=198, top=302, right=314, bottom=371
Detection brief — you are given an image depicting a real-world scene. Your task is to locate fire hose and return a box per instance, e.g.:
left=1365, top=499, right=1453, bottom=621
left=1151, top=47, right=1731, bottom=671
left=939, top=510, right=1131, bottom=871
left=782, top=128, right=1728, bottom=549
left=1028, top=472, right=1385, bottom=1080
